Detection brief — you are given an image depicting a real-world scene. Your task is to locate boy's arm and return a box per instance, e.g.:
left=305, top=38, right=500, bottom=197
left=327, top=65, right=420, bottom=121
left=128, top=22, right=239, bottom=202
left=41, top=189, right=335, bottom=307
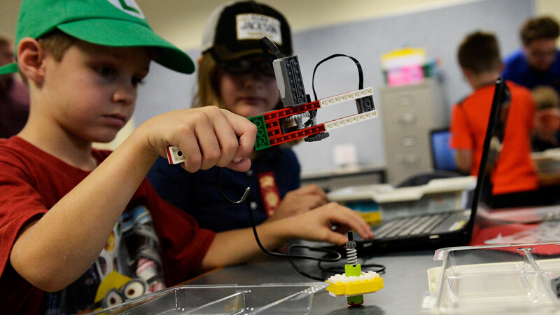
left=450, top=105, right=473, bottom=174
left=455, top=149, right=472, bottom=174
left=10, top=107, right=256, bottom=292
left=199, top=202, right=373, bottom=270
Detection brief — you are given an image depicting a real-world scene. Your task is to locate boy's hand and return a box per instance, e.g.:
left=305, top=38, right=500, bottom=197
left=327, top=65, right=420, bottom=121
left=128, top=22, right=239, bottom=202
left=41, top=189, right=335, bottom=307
left=143, top=106, right=257, bottom=173
left=284, top=202, right=374, bottom=245
left=268, top=184, right=328, bottom=221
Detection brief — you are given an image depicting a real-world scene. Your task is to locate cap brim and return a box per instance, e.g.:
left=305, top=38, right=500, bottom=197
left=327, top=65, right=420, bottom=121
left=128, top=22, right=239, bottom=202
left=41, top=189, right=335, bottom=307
left=0, top=63, right=19, bottom=76
left=57, top=18, right=194, bottom=74
left=212, top=41, right=286, bottom=64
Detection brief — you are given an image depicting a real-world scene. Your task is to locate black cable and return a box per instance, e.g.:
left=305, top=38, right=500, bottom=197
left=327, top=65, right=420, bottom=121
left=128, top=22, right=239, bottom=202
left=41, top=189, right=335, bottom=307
left=311, top=54, right=364, bottom=102
left=216, top=167, right=386, bottom=281
left=216, top=168, right=250, bottom=205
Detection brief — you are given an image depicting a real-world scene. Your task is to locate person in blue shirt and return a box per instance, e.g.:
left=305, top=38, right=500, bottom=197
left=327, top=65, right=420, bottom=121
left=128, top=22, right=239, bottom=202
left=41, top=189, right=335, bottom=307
left=147, top=1, right=328, bottom=232
left=503, top=16, right=560, bottom=151
left=502, top=16, right=560, bottom=94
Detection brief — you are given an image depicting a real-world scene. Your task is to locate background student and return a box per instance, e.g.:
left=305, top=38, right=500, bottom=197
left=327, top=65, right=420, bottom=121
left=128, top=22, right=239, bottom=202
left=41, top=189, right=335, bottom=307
left=502, top=16, right=560, bottom=94
left=531, top=86, right=560, bottom=151
left=450, top=31, right=549, bottom=209
left=0, top=34, right=29, bottom=138
left=147, top=1, right=329, bottom=233
left=0, top=0, right=373, bottom=313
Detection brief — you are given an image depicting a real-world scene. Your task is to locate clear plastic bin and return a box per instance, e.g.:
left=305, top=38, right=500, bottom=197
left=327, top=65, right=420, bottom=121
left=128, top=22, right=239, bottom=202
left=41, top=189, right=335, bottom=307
left=423, top=243, right=560, bottom=314
left=91, top=283, right=327, bottom=315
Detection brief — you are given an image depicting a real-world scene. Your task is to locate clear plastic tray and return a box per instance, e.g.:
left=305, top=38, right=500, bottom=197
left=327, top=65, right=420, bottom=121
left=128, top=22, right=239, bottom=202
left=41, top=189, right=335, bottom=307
left=91, top=283, right=327, bottom=315
left=423, top=243, right=560, bottom=314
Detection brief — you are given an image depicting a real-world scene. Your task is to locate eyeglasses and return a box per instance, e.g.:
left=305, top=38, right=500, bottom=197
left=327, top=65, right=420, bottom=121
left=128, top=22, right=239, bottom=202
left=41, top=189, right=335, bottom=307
left=221, top=59, right=275, bottom=77
left=527, top=48, right=557, bottom=59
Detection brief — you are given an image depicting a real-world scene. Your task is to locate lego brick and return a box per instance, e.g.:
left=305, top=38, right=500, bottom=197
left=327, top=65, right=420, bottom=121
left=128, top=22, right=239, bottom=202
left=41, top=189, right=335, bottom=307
left=273, top=56, right=307, bottom=107
left=267, top=124, right=326, bottom=147
left=326, top=271, right=384, bottom=297
left=345, top=264, right=362, bottom=277
left=324, top=110, right=378, bottom=131
left=356, top=95, right=375, bottom=113
left=248, top=115, right=271, bottom=151
left=319, top=88, right=373, bottom=108
left=166, top=146, right=185, bottom=164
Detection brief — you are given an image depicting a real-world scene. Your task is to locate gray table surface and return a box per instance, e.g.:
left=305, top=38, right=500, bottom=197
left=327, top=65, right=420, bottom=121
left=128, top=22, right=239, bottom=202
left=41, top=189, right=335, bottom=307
left=188, top=248, right=441, bottom=314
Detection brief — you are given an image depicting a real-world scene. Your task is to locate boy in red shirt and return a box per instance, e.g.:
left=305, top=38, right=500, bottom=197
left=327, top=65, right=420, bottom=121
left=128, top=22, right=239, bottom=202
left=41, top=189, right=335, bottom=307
left=0, top=0, right=373, bottom=313
left=450, top=31, right=546, bottom=208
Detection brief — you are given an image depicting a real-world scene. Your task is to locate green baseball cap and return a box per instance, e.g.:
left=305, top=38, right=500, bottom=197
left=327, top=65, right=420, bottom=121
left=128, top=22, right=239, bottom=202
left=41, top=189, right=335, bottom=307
left=0, top=0, right=194, bottom=75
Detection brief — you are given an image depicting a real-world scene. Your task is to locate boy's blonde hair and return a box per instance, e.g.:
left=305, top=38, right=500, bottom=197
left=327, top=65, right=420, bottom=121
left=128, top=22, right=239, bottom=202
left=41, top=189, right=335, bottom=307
left=192, top=53, right=221, bottom=109
left=38, top=30, right=77, bottom=62
left=17, top=31, right=76, bottom=85
left=532, top=86, right=560, bottom=111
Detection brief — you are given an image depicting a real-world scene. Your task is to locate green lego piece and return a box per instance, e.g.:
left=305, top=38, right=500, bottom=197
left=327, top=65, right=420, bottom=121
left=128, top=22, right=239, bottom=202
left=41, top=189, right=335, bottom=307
left=347, top=294, right=364, bottom=306
left=345, top=264, right=363, bottom=306
left=248, top=115, right=270, bottom=151
left=345, top=264, right=361, bottom=277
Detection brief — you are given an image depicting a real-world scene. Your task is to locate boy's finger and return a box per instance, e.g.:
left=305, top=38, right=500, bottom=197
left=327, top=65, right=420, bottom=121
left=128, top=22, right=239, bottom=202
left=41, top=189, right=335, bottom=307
left=195, top=118, right=223, bottom=170
left=330, top=206, right=373, bottom=240
left=178, top=134, right=203, bottom=173
left=323, top=231, right=350, bottom=245
left=210, top=111, right=240, bottom=168
left=222, top=110, right=257, bottom=160
left=225, top=157, right=252, bottom=172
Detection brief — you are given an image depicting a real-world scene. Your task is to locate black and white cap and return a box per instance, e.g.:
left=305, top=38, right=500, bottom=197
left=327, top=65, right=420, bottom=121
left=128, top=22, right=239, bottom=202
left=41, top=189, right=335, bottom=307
left=201, top=0, right=293, bottom=64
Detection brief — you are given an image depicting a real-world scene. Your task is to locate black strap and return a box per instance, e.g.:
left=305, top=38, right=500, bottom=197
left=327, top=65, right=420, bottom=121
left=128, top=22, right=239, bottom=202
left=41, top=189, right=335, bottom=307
left=259, top=37, right=283, bottom=68
left=311, top=54, right=364, bottom=101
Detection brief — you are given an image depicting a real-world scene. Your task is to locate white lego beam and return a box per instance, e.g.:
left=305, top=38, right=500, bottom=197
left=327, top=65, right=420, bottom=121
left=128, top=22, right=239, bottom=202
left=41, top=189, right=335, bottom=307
left=324, top=110, right=378, bottom=131
left=319, top=87, right=373, bottom=108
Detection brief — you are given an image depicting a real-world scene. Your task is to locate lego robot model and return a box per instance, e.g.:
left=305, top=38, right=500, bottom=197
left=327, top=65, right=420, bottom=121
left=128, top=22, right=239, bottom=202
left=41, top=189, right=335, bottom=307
left=325, top=232, right=384, bottom=306
left=166, top=37, right=377, bottom=163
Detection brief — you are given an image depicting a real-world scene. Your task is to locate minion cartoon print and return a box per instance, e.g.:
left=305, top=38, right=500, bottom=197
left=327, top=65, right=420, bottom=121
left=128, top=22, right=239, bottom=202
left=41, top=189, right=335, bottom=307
left=43, top=204, right=166, bottom=314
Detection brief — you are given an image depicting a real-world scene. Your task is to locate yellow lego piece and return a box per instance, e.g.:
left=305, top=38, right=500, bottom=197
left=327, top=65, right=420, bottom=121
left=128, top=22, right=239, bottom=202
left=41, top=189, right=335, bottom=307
left=325, top=271, right=384, bottom=297
left=357, top=211, right=382, bottom=226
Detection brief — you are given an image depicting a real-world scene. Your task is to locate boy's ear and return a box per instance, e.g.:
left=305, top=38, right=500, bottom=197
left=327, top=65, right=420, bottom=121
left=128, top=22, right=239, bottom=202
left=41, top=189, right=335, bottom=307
left=17, top=37, right=46, bottom=83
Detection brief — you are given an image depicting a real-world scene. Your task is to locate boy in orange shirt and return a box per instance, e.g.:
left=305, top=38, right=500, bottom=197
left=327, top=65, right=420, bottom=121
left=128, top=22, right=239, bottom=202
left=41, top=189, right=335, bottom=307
left=0, top=0, right=372, bottom=313
left=450, top=31, right=547, bottom=208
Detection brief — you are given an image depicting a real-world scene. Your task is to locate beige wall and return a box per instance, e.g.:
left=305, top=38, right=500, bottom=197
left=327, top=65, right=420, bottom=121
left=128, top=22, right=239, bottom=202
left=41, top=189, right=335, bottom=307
left=121, top=0, right=560, bottom=50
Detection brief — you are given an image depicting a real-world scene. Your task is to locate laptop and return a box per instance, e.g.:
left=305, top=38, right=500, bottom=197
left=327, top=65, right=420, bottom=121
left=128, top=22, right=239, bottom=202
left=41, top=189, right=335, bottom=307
left=329, top=78, right=509, bottom=253
left=429, top=128, right=460, bottom=172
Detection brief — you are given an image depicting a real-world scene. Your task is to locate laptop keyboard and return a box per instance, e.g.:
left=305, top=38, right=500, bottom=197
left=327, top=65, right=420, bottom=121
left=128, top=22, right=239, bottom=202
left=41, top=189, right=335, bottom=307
left=374, top=213, right=452, bottom=239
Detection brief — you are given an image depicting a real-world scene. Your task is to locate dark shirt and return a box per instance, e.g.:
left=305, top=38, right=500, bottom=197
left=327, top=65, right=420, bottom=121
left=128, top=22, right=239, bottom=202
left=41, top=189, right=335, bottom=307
left=147, top=146, right=301, bottom=232
left=502, top=49, right=560, bottom=95
left=0, top=79, right=30, bottom=138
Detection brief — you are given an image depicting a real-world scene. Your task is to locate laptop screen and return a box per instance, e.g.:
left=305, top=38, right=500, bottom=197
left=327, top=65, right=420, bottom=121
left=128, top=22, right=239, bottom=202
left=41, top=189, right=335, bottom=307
left=430, top=128, right=458, bottom=171
left=465, top=77, right=509, bottom=230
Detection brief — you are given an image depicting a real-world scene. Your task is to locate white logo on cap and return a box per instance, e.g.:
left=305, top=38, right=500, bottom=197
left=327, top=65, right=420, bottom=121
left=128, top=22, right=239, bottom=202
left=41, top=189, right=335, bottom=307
left=236, top=14, right=282, bottom=45
left=107, top=0, right=145, bottom=19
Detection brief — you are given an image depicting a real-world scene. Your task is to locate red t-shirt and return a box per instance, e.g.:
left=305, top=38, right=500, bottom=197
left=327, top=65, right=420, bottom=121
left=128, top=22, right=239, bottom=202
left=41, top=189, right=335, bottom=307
left=450, top=81, right=538, bottom=195
left=0, top=137, right=215, bottom=314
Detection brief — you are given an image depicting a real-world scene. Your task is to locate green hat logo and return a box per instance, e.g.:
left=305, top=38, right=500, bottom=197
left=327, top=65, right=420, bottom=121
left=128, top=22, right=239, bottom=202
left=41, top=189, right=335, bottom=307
left=107, top=0, right=145, bottom=19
